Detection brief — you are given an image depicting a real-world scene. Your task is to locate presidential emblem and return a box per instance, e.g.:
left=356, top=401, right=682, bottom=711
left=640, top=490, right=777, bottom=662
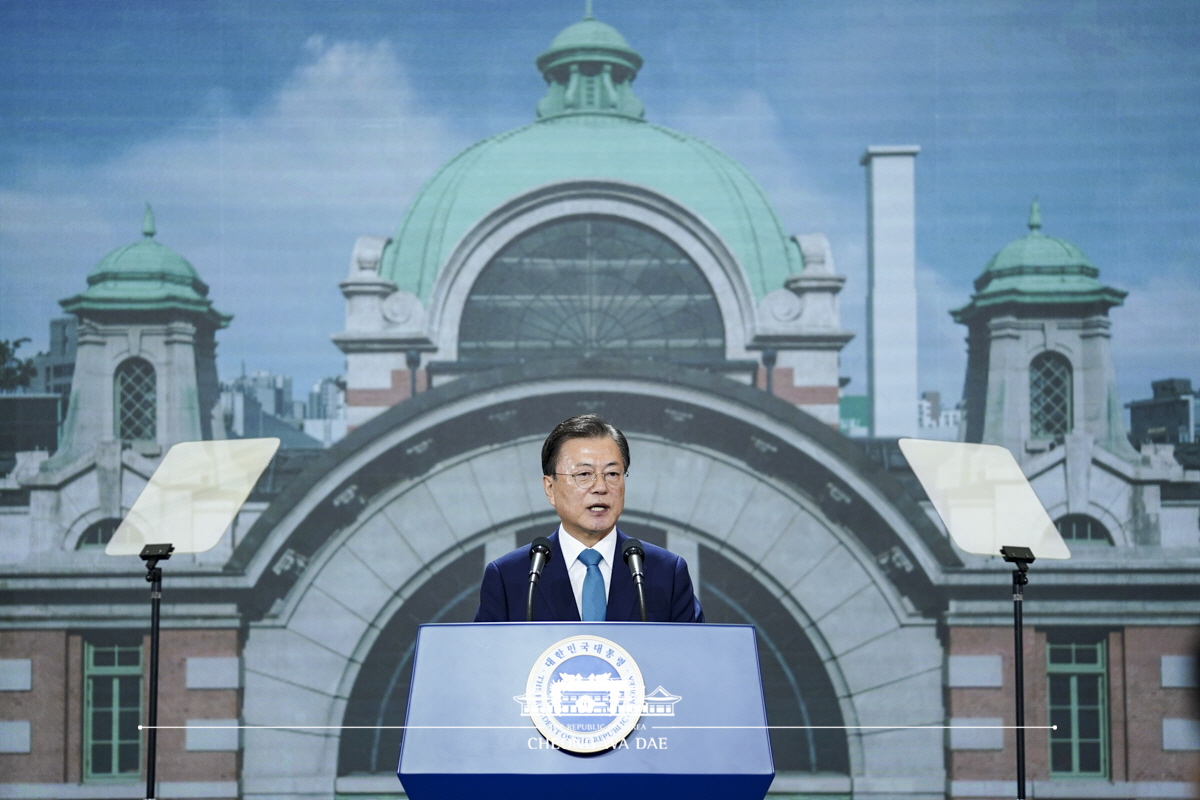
left=525, top=635, right=645, bottom=753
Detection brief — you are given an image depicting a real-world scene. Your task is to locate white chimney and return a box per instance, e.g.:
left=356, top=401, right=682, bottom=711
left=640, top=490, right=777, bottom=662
left=861, top=145, right=920, bottom=438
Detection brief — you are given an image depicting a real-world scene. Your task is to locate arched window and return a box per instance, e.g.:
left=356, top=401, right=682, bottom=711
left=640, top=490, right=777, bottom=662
left=1055, top=514, right=1112, bottom=544
left=458, top=216, right=725, bottom=365
left=114, top=358, right=156, bottom=442
left=1030, top=352, right=1072, bottom=438
left=77, top=518, right=122, bottom=549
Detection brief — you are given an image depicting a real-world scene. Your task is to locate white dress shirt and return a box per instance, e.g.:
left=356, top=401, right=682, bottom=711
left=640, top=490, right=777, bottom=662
left=556, top=524, right=616, bottom=618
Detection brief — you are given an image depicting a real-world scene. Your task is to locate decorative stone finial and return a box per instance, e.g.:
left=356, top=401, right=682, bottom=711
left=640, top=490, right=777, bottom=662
left=143, top=203, right=156, bottom=238
left=1028, top=197, right=1042, bottom=233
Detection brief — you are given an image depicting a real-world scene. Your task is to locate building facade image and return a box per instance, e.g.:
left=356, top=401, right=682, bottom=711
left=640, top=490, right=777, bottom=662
left=1, top=12, right=1198, bottom=800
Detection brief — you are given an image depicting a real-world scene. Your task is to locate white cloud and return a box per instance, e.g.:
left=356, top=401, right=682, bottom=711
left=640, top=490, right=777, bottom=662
left=666, top=90, right=853, bottom=235
left=661, top=90, right=871, bottom=388
left=1111, top=268, right=1200, bottom=402
left=916, top=264, right=970, bottom=401
left=0, top=38, right=467, bottom=391
left=9, top=40, right=1168, bottom=416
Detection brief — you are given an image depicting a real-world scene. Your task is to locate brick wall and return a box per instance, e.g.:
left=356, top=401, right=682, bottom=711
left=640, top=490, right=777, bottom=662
left=0, top=630, right=69, bottom=782
left=948, top=624, right=1200, bottom=787
left=0, top=627, right=241, bottom=787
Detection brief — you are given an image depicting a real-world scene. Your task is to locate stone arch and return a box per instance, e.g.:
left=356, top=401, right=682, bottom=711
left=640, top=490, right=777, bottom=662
left=422, top=181, right=760, bottom=362
left=75, top=517, right=121, bottom=549
left=62, top=508, right=120, bottom=552
left=332, top=505, right=855, bottom=777
left=1040, top=497, right=1129, bottom=548
left=234, top=360, right=956, bottom=798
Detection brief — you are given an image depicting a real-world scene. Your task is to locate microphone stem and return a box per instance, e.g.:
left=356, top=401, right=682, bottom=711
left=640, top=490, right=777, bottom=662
left=631, top=568, right=648, bottom=622
left=526, top=573, right=538, bottom=622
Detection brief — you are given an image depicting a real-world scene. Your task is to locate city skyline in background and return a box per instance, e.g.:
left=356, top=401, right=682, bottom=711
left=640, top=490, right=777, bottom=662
left=2, top=0, right=1197, bottom=408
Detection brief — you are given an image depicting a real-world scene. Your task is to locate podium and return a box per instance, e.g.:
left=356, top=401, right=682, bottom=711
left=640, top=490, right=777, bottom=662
left=398, top=622, right=774, bottom=800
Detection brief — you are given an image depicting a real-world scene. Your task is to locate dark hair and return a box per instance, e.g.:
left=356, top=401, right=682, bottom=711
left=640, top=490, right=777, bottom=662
left=541, top=414, right=630, bottom=476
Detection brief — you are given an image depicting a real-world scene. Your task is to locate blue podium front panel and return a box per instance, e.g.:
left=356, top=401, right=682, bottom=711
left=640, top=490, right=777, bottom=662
left=397, top=622, right=773, bottom=800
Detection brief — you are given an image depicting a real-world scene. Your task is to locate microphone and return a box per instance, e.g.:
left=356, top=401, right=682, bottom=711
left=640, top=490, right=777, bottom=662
left=622, top=538, right=648, bottom=623
left=526, top=537, right=553, bottom=622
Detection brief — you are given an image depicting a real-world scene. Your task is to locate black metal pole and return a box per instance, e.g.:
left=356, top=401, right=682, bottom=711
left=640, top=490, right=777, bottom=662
left=146, top=565, right=162, bottom=800
left=1001, top=546, right=1033, bottom=800
left=1012, top=566, right=1027, bottom=800
left=140, top=544, right=173, bottom=800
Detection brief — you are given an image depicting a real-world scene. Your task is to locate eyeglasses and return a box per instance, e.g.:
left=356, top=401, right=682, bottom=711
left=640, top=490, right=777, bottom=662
left=552, top=469, right=626, bottom=489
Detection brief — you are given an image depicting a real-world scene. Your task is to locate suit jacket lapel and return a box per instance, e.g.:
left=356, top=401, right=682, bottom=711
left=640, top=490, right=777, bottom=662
left=606, top=529, right=636, bottom=622
left=539, top=531, right=580, bottom=622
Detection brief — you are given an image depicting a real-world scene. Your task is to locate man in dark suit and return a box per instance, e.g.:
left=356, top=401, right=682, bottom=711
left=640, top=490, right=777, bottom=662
left=474, top=414, right=704, bottom=623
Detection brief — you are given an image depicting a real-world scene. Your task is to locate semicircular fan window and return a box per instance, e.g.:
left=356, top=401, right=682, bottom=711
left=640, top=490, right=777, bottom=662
left=459, top=216, right=725, bottom=365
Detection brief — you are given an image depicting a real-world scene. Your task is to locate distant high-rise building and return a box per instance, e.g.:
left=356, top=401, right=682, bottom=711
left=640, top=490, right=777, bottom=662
left=303, top=376, right=347, bottom=447
left=917, top=390, right=960, bottom=441
left=307, top=376, right=345, bottom=421
left=30, top=316, right=77, bottom=402
left=226, top=370, right=295, bottom=419
left=919, top=391, right=941, bottom=428
left=220, top=370, right=322, bottom=448
left=1127, top=378, right=1196, bottom=445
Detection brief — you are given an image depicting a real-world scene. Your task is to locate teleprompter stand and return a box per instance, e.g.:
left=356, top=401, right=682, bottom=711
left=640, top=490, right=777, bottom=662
left=140, top=543, right=175, bottom=800
left=1001, top=545, right=1034, bottom=800
left=897, top=438, right=1070, bottom=800
left=105, top=439, right=280, bottom=800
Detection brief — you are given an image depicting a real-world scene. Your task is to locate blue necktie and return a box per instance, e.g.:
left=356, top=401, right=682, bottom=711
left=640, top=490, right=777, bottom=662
left=578, top=548, right=606, bottom=621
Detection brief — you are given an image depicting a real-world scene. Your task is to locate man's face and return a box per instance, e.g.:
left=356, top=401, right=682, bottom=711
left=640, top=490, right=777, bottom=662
left=543, top=436, right=626, bottom=545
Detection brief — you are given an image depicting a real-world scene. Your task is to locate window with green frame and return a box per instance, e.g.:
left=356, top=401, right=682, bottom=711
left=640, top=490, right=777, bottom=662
left=84, top=638, right=143, bottom=780
left=1047, top=635, right=1108, bottom=778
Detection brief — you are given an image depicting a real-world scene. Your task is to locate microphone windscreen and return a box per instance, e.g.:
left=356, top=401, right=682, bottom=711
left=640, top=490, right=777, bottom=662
left=622, top=538, right=645, bottom=564
left=530, top=536, right=553, bottom=563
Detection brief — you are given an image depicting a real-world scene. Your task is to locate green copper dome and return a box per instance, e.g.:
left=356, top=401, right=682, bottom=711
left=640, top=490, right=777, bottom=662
left=951, top=200, right=1125, bottom=324
left=60, top=205, right=231, bottom=328
left=982, top=199, right=1095, bottom=276
left=381, top=15, right=800, bottom=303
left=536, top=16, right=643, bottom=75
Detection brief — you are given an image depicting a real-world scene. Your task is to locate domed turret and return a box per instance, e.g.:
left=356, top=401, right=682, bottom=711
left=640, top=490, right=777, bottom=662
left=47, top=206, right=228, bottom=464
left=953, top=199, right=1125, bottom=324
left=60, top=205, right=230, bottom=328
left=535, top=11, right=644, bottom=119
left=379, top=14, right=800, bottom=303
left=981, top=198, right=1093, bottom=274
left=952, top=200, right=1133, bottom=460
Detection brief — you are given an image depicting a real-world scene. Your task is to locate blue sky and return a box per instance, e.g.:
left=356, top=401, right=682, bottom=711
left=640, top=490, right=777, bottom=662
left=1, top=0, right=1197, bottom=406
